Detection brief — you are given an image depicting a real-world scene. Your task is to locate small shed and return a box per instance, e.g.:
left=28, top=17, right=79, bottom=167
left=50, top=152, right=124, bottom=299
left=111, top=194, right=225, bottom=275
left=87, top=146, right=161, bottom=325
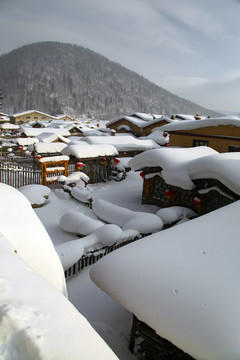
left=61, top=143, right=119, bottom=183
left=39, top=155, right=70, bottom=185
left=128, top=147, right=240, bottom=215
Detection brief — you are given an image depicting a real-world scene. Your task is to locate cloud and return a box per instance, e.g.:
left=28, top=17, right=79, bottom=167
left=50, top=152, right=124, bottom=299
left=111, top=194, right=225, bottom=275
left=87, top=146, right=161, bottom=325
left=0, top=0, right=239, bottom=113
left=160, top=73, right=240, bottom=113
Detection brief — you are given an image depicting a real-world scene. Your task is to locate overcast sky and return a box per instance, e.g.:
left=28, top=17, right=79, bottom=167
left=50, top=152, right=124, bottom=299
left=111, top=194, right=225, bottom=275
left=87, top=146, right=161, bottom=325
left=1, top=0, right=240, bottom=114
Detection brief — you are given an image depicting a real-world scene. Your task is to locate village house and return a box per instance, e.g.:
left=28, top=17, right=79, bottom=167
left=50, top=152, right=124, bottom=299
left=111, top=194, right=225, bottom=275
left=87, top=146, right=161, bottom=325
left=10, top=110, right=55, bottom=125
left=160, top=116, right=240, bottom=152
left=61, top=143, right=119, bottom=183
left=128, top=146, right=240, bottom=216
left=106, top=112, right=171, bottom=137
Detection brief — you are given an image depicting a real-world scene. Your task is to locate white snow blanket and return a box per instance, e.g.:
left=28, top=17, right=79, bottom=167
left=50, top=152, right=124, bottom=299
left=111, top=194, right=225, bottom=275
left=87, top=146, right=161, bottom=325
left=92, top=199, right=163, bottom=234
left=90, top=200, right=240, bottom=360
left=0, top=183, right=66, bottom=295
left=59, top=210, right=104, bottom=236
left=29, top=142, right=67, bottom=153
left=156, top=206, right=196, bottom=225
left=56, top=224, right=123, bottom=270
left=0, top=233, right=118, bottom=360
left=61, top=143, right=118, bottom=158
left=18, top=184, right=51, bottom=207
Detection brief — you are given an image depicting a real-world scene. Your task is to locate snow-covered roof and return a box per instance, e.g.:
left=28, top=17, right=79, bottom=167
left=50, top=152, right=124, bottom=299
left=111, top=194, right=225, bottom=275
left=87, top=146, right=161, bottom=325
left=36, top=132, right=62, bottom=143
left=21, top=127, right=71, bottom=137
left=128, top=146, right=240, bottom=195
left=30, top=142, right=68, bottom=154
left=39, top=155, right=70, bottom=163
left=90, top=199, right=240, bottom=360
left=0, top=116, right=10, bottom=122
left=171, top=113, right=208, bottom=120
left=13, top=110, right=54, bottom=118
left=14, top=137, right=39, bottom=146
left=0, top=232, right=118, bottom=359
left=83, top=135, right=159, bottom=151
left=107, top=114, right=170, bottom=128
left=140, top=130, right=169, bottom=146
left=0, top=184, right=118, bottom=360
left=0, top=122, right=19, bottom=129
left=61, top=144, right=118, bottom=159
left=160, top=116, right=240, bottom=132
left=0, top=183, right=66, bottom=294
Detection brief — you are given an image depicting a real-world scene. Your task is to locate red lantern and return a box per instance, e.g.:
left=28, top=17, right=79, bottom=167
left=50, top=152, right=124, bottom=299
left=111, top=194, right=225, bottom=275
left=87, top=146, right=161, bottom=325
left=122, top=152, right=127, bottom=156
left=76, top=162, right=84, bottom=169
left=101, top=157, right=107, bottom=165
left=163, top=132, right=168, bottom=138
left=140, top=171, right=145, bottom=178
left=113, top=158, right=120, bottom=164
left=36, top=154, right=42, bottom=160
left=164, top=189, right=175, bottom=199
left=18, top=146, right=23, bottom=150
left=193, top=197, right=204, bottom=205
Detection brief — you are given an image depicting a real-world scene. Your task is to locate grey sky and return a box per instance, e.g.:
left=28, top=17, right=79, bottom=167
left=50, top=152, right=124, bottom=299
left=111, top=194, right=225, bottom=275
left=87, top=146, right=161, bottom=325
left=1, top=0, right=240, bottom=113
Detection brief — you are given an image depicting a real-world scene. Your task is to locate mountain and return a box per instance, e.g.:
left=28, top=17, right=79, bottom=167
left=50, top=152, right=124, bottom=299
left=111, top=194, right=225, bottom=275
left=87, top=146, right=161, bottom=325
left=0, top=41, right=221, bottom=119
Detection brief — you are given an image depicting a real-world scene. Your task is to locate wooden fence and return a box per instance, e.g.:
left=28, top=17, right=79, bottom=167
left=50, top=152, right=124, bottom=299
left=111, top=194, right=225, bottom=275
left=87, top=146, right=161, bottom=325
left=0, top=162, right=42, bottom=188
left=0, top=158, right=76, bottom=188
left=65, top=237, right=140, bottom=279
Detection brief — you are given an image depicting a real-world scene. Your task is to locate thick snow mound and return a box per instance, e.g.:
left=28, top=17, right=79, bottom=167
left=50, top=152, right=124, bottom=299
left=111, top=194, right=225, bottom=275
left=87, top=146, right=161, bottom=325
left=56, top=224, right=123, bottom=270
left=71, top=179, right=92, bottom=203
left=156, top=206, right=196, bottom=225
left=0, top=233, right=117, bottom=360
left=90, top=201, right=240, bottom=360
left=59, top=210, right=104, bottom=236
left=18, top=184, right=51, bottom=207
left=92, top=199, right=163, bottom=234
left=60, top=171, right=90, bottom=185
left=0, top=183, right=66, bottom=295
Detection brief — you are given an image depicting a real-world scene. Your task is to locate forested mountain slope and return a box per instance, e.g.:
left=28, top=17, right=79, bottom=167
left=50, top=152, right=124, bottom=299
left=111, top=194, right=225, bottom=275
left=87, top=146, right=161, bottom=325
left=0, top=41, right=221, bottom=119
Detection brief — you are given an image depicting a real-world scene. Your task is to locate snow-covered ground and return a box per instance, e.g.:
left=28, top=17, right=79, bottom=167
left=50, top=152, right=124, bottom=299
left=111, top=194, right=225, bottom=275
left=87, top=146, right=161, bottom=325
left=34, top=171, right=160, bottom=359
left=3, top=144, right=240, bottom=359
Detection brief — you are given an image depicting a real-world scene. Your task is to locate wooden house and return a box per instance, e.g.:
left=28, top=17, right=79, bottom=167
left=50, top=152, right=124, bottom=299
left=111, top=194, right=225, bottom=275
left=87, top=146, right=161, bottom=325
left=11, top=110, right=54, bottom=125
left=106, top=113, right=170, bottom=137
left=61, top=143, right=119, bottom=183
left=160, top=116, right=240, bottom=152
left=128, top=147, right=240, bottom=216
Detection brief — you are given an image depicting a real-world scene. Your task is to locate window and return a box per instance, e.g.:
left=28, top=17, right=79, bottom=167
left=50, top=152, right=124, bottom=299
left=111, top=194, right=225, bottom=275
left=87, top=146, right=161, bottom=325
left=193, top=139, right=208, bottom=147
left=229, top=145, right=240, bottom=152
left=26, top=116, right=30, bottom=119
left=34, top=116, right=38, bottom=119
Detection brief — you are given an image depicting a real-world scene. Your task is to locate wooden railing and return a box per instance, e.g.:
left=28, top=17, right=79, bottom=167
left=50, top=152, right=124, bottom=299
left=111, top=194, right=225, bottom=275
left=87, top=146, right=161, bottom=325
left=65, top=236, right=140, bottom=279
